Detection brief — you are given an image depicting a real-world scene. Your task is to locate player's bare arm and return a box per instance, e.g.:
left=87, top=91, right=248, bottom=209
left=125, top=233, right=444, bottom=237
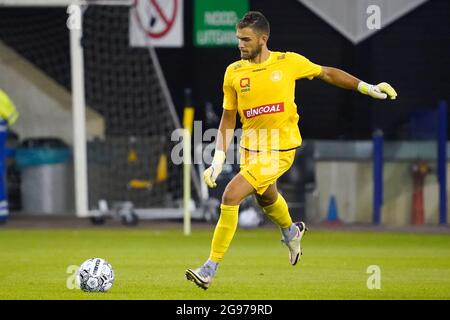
left=317, top=66, right=398, bottom=100
left=216, top=109, right=237, bottom=154
left=203, top=109, right=237, bottom=188
left=317, top=66, right=360, bottom=90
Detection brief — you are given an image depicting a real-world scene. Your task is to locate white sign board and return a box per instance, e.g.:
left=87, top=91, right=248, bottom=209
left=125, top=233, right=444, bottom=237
left=298, top=0, right=429, bottom=44
left=130, top=0, right=183, bottom=47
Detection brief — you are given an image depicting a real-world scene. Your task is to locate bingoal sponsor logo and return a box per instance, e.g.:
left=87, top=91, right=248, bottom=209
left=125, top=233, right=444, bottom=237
left=243, top=103, right=284, bottom=119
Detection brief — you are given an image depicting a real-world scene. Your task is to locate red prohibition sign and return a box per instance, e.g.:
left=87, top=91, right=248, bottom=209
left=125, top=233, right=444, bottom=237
left=133, top=0, right=178, bottom=39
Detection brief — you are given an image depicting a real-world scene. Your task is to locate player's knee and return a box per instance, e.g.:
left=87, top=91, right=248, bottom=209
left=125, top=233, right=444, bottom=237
left=256, top=194, right=277, bottom=207
left=222, top=187, right=242, bottom=206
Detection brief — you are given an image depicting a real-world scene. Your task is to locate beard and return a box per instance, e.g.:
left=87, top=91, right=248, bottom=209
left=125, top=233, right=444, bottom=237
left=241, top=44, right=263, bottom=60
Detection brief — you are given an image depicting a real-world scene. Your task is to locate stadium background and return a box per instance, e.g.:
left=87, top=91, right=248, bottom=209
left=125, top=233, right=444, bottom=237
left=0, top=0, right=449, bottom=226
left=163, top=0, right=450, bottom=140
left=0, top=0, right=449, bottom=301
left=0, top=0, right=449, bottom=139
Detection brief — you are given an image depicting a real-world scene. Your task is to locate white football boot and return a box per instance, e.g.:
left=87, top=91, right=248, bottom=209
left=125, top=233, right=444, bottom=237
left=185, top=265, right=215, bottom=290
left=282, top=221, right=308, bottom=266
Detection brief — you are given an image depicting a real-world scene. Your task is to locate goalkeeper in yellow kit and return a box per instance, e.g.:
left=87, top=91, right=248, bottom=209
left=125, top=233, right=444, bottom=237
left=186, top=11, right=397, bottom=290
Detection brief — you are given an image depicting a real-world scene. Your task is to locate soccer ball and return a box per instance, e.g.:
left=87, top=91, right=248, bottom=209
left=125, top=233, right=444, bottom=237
left=77, top=258, right=114, bottom=292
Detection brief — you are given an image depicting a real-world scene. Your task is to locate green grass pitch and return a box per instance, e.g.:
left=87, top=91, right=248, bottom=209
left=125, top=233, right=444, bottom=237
left=0, top=226, right=449, bottom=299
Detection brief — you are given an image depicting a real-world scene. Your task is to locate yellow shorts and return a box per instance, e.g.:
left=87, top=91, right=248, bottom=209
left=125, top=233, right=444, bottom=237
left=239, top=148, right=296, bottom=195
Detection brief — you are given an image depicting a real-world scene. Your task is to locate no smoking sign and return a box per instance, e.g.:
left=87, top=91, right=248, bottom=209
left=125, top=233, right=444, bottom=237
left=130, top=0, right=184, bottom=47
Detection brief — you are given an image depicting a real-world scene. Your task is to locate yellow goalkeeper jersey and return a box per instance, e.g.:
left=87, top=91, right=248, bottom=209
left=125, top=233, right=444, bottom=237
left=222, top=51, right=322, bottom=151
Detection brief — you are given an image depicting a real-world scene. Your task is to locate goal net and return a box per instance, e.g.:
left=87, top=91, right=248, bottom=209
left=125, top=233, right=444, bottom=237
left=0, top=1, right=200, bottom=218
left=84, top=5, right=184, bottom=211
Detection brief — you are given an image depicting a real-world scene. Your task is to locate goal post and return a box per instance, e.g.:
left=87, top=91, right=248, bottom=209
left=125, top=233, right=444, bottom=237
left=68, top=2, right=89, bottom=217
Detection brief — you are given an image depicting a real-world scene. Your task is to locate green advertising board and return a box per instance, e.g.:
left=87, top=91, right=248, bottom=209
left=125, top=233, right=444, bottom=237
left=194, top=0, right=249, bottom=47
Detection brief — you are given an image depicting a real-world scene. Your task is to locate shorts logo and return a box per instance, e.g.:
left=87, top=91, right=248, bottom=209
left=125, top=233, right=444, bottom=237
left=271, top=70, right=283, bottom=82
left=243, top=103, right=284, bottom=119
left=240, top=77, right=250, bottom=93
left=246, top=170, right=257, bottom=181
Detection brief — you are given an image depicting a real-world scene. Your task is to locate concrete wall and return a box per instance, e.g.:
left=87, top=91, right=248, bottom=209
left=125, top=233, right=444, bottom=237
left=0, top=41, right=104, bottom=145
left=315, top=161, right=449, bottom=226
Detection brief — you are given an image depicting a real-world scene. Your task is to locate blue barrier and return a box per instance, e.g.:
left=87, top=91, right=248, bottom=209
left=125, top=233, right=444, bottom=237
left=438, top=101, right=447, bottom=225
left=0, top=120, right=8, bottom=222
left=372, top=129, right=383, bottom=225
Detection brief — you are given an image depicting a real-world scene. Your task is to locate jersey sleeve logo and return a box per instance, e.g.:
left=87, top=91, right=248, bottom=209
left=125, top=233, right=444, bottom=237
left=243, top=102, right=285, bottom=119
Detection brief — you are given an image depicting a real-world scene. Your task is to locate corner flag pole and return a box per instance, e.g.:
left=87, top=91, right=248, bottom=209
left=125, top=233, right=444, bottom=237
left=183, top=89, right=195, bottom=235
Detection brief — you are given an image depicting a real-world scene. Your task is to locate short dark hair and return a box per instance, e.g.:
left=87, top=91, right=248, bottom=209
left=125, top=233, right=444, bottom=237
left=237, top=11, right=270, bottom=36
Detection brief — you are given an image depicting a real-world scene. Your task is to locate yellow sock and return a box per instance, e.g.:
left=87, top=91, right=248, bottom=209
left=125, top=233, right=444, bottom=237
left=262, top=193, right=292, bottom=229
left=209, top=204, right=239, bottom=263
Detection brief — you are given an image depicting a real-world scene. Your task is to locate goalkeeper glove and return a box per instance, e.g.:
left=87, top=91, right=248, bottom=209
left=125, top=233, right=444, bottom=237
left=358, top=82, right=397, bottom=100
left=203, top=150, right=226, bottom=188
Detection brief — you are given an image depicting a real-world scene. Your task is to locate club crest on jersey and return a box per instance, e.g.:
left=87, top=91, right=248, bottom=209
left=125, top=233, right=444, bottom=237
left=240, top=77, right=251, bottom=93
left=271, top=70, right=283, bottom=82
left=244, top=103, right=285, bottom=119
